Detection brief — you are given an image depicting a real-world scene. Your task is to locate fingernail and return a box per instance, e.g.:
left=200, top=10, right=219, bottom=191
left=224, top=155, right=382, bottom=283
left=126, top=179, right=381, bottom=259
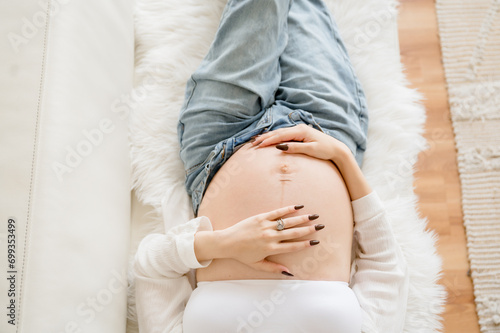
left=276, top=143, right=288, bottom=151
left=315, top=224, right=325, bottom=231
left=294, top=204, right=304, bottom=210
left=310, top=240, right=320, bottom=246
left=308, top=214, right=319, bottom=221
left=282, top=271, right=294, bottom=277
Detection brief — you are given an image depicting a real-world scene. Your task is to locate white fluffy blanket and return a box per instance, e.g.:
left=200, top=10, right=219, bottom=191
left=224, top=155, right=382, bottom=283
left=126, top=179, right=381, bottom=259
left=128, top=0, right=446, bottom=331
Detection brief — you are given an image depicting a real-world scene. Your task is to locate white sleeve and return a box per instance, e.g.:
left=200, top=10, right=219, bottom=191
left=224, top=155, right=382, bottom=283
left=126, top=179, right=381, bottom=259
left=350, top=192, right=409, bottom=333
left=133, top=216, right=213, bottom=333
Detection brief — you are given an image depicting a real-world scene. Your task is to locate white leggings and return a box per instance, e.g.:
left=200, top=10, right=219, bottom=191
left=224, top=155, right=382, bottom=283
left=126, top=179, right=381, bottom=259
left=183, top=280, right=362, bottom=333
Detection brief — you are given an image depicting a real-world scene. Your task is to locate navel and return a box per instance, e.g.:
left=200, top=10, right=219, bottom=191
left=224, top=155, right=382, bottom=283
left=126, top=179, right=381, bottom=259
left=280, top=162, right=289, bottom=174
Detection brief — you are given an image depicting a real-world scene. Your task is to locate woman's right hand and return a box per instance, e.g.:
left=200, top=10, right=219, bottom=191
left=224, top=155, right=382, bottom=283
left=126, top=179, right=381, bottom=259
left=194, top=205, right=324, bottom=276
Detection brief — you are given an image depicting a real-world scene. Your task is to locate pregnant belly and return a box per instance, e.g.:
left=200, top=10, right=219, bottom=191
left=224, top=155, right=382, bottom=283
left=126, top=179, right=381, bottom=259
left=196, top=141, right=354, bottom=282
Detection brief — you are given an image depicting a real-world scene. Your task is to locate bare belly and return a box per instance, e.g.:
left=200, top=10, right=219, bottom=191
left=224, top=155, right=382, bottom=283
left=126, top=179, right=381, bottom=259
left=196, top=141, right=353, bottom=282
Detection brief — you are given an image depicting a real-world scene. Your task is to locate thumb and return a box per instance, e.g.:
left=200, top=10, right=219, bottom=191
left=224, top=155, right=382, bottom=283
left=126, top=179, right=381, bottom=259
left=251, top=259, right=294, bottom=277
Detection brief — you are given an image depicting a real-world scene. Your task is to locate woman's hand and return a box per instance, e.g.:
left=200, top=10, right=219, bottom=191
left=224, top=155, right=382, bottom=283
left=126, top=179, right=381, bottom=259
left=252, top=123, right=351, bottom=163
left=194, top=204, right=324, bottom=276
left=252, top=123, right=372, bottom=201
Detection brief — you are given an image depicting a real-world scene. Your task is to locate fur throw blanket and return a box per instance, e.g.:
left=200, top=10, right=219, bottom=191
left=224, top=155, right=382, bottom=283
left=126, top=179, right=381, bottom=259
left=128, top=0, right=446, bottom=331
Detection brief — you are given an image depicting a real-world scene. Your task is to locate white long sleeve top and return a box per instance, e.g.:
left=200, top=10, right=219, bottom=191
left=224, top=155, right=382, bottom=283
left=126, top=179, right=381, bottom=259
left=133, top=191, right=409, bottom=333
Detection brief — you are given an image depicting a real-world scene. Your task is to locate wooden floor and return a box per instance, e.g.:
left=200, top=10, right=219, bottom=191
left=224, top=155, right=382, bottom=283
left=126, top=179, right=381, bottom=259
left=398, top=0, right=481, bottom=332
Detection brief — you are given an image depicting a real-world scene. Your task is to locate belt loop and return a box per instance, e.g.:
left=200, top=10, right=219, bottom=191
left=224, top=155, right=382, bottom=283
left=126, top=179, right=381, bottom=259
left=228, top=137, right=235, bottom=157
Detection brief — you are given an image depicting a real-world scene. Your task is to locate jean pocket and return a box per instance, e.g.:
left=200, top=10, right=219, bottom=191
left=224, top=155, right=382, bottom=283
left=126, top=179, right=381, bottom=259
left=290, top=110, right=326, bottom=134
left=186, top=148, right=217, bottom=176
left=232, top=109, right=274, bottom=149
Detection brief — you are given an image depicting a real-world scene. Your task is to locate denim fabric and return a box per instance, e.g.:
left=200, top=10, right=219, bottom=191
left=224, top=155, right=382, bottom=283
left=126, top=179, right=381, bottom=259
left=177, top=0, right=369, bottom=216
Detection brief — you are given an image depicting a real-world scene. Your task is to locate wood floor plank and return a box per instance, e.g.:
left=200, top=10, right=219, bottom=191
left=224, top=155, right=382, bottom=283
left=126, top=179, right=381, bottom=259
left=398, top=0, right=480, bottom=332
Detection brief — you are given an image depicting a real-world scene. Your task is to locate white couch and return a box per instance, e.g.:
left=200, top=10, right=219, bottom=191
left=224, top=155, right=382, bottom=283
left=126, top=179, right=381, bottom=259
left=0, top=1, right=133, bottom=332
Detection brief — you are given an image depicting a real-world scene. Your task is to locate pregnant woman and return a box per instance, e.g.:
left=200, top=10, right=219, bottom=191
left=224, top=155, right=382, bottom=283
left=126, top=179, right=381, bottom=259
left=134, top=0, right=409, bottom=332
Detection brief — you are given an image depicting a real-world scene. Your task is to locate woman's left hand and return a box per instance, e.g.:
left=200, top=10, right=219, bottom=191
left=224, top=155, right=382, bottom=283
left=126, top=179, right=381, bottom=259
left=251, top=124, right=351, bottom=162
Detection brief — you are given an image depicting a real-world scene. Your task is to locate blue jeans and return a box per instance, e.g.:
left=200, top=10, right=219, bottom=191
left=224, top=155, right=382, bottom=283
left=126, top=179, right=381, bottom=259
left=178, top=0, right=368, bottom=216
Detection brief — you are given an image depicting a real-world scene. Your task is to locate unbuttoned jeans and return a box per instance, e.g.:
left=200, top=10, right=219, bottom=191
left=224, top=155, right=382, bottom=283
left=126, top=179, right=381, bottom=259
left=178, top=0, right=369, bottom=216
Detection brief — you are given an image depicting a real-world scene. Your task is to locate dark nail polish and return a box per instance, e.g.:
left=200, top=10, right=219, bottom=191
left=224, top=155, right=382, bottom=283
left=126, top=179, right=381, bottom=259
left=294, top=205, right=304, bottom=210
left=315, top=224, right=325, bottom=231
left=310, top=240, right=320, bottom=246
left=282, top=271, right=294, bottom=277
left=276, top=143, right=288, bottom=151
left=308, top=214, right=319, bottom=221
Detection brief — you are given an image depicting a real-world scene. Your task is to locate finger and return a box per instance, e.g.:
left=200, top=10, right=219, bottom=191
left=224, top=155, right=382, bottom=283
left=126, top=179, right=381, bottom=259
left=251, top=132, right=276, bottom=146
left=259, top=132, right=305, bottom=148
left=276, top=224, right=323, bottom=241
left=251, top=129, right=283, bottom=146
left=253, top=126, right=308, bottom=147
left=276, top=142, right=316, bottom=155
left=272, top=213, right=319, bottom=230
left=272, top=239, right=318, bottom=255
left=251, top=259, right=292, bottom=276
left=264, top=205, right=302, bottom=221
